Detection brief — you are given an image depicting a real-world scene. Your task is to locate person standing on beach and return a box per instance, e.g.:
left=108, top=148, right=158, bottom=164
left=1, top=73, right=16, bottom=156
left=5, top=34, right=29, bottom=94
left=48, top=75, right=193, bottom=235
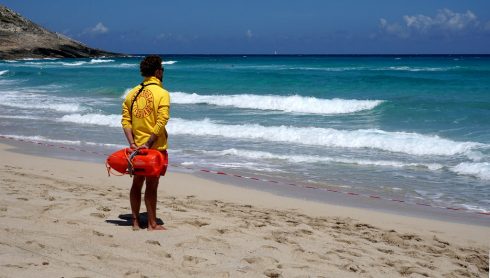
left=121, top=55, right=170, bottom=231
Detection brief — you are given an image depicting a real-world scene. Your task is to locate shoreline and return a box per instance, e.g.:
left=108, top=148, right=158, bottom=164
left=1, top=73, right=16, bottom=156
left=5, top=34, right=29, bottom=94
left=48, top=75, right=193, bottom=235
left=2, top=136, right=489, bottom=226
left=0, top=139, right=489, bottom=276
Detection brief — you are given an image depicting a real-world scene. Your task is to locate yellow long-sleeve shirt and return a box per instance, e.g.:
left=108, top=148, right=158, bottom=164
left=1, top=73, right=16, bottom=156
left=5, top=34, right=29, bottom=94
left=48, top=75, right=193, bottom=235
left=121, top=76, right=170, bottom=150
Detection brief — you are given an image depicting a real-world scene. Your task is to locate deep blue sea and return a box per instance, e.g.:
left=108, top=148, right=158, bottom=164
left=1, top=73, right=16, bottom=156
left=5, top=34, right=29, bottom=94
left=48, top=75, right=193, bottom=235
left=1, top=55, right=489, bottom=213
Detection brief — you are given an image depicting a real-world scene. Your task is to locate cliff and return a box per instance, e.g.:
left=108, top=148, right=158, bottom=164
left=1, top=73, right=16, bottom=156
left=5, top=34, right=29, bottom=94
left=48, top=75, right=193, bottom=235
left=0, top=5, right=122, bottom=60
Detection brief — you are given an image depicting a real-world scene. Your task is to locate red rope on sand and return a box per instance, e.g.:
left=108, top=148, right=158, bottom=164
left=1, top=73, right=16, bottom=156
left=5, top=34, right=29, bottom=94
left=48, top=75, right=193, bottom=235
left=0, top=135, right=488, bottom=218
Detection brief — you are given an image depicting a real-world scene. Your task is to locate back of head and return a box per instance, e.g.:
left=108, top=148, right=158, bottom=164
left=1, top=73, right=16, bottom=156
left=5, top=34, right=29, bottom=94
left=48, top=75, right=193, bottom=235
left=140, top=55, right=163, bottom=77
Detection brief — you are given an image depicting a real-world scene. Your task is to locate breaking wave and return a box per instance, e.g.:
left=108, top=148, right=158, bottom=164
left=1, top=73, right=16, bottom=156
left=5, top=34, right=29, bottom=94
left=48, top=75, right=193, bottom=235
left=172, top=92, right=383, bottom=115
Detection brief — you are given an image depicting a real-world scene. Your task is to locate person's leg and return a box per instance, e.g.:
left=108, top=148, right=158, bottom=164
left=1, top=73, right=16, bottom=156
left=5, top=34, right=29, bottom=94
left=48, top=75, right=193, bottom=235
left=130, top=175, right=145, bottom=230
left=144, top=176, right=165, bottom=230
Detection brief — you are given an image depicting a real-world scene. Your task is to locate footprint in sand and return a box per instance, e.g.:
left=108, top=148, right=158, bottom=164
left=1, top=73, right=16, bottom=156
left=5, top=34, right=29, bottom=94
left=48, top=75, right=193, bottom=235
left=213, top=228, right=229, bottom=235
left=176, top=236, right=230, bottom=250
left=342, top=263, right=362, bottom=273
left=145, top=240, right=161, bottom=246
left=25, top=240, right=45, bottom=249
left=92, top=230, right=113, bottom=238
left=90, top=212, right=106, bottom=218
left=97, top=206, right=111, bottom=212
left=158, top=250, right=172, bottom=259
left=242, top=256, right=279, bottom=267
left=260, top=245, right=279, bottom=251
left=263, top=269, right=282, bottom=278
left=182, top=255, right=207, bottom=267
left=3, top=264, right=24, bottom=269
left=184, top=219, right=210, bottom=228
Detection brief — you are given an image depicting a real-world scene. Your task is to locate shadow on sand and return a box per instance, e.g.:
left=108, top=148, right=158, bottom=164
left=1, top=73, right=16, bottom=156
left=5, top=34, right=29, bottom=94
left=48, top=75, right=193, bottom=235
left=105, top=213, right=164, bottom=229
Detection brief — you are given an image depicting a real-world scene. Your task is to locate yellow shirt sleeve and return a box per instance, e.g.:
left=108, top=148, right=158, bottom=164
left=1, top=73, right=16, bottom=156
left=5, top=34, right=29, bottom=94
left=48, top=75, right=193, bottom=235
left=152, top=90, right=170, bottom=136
left=121, top=91, right=133, bottom=129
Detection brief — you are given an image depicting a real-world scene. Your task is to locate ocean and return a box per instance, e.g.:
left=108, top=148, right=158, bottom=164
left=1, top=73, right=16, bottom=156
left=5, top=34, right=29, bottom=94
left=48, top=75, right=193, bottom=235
left=0, top=55, right=489, bottom=213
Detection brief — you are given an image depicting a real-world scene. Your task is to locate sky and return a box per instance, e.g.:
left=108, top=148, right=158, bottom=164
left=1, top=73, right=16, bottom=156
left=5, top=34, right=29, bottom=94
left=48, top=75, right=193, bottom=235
left=1, top=0, right=490, bottom=54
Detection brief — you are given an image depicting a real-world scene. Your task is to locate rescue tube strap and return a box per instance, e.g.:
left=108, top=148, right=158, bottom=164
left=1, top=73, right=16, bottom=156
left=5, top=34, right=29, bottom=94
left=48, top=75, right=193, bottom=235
left=127, top=149, right=139, bottom=177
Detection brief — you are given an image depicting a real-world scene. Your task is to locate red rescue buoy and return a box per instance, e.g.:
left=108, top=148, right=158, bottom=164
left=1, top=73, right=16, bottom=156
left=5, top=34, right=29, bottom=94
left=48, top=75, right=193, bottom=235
left=106, top=148, right=168, bottom=177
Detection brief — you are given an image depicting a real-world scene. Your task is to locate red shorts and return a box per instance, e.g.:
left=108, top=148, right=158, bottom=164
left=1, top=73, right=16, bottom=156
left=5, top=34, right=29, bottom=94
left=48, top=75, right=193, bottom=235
left=160, top=150, right=168, bottom=176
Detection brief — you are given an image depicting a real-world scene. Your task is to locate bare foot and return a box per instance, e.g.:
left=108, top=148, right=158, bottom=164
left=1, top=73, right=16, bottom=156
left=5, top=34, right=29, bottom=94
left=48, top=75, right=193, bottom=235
left=148, top=225, right=167, bottom=231
left=132, top=218, right=141, bottom=231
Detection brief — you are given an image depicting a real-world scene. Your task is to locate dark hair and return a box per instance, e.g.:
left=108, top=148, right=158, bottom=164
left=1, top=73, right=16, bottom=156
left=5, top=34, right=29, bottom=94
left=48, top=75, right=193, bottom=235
left=140, top=55, right=163, bottom=77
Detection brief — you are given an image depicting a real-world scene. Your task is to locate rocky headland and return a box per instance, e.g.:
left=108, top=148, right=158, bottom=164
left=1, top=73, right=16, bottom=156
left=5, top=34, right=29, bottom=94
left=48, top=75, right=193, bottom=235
left=0, top=5, right=121, bottom=60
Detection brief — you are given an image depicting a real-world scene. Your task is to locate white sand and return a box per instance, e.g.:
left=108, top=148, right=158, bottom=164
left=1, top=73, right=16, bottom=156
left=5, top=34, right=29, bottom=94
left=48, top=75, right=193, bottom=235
left=0, top=142, right=488, bottom=277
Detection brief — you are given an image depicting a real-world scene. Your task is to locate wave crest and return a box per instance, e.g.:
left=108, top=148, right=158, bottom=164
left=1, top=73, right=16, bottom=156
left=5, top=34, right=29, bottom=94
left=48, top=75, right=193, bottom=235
left=172, top=92, right=383, bottom=114
left=210, top=148, right=444, bottom=170
left=450, top=162, right=490, bottom=180
left=59, top=114, right=121, bottom=127
left=0, top=91, right=83, bottom=113
left=169, top=118, right=484, bottom=157
left=56, top=115, right=486, bottom=158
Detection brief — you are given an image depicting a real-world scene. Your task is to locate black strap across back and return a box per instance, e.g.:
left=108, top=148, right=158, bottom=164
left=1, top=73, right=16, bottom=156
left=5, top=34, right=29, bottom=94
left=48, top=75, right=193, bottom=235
left=130, top=82, right=159, bottom=118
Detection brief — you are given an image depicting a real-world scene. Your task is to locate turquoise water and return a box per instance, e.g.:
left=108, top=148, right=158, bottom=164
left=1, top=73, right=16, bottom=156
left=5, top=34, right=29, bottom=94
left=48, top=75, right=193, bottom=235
left=1, top=55, right=489, bottom=212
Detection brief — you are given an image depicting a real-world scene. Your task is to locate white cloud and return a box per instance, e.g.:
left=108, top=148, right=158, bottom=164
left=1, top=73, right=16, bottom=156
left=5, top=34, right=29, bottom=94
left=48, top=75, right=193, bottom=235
left=246, top=29, right=253, bottom=39
left=89, top=22, right=109, bottom=35
left=404, top=9, right=477, bottom=32
left=379, top=18, right=409, bottom=38
left=379, top=9, right=481, bottom=38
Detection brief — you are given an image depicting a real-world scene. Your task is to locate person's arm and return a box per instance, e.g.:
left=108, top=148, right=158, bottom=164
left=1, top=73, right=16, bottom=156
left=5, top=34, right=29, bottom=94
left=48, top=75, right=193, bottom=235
left=139, top=133, right=158, bottom=149
left=148, top=90, right=170, bottom=148
left=121, top=96, right=136, bottom=149
left=123, top=127, right=137, bottom=149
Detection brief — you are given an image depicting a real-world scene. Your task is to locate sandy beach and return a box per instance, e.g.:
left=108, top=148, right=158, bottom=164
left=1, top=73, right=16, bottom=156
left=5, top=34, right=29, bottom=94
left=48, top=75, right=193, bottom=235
left=0, top=140, right=488, bottom=277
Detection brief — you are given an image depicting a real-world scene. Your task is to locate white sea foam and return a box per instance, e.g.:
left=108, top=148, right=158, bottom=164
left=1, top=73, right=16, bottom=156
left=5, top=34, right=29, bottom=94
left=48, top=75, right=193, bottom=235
left=0, top=99, right=81, bottom=112
left=287, top=66, right=367, bottom=72
left=0, top=70, right=8, bottom=76
left=163, top=61, right=177, bottom=65
left=460, top=204, right=489, bottom=213
left=377, top=66, right=460, bottom=72
left=23, top=59, right=113, bottom=67
left=0, top=134, right=81, bottom=145
left=61, top=61, right=87, bottom=66
left=172, top=92, right=384, bottom=114
left=168, top=118, right=484, bottom=157
left=90, top=59, right=114, bottom=64
left=208, top=148, right=444, bottom=170
left=0, top=89, right=84, bottom=113
left=0, top=115, right=42, bottom=120
left=0, top=91, right=83, bottom=113
left=231, top=65, right=458, bottom=72
left=56, top=115, right=486, bottom=157
left=117, top=63, right=138, bottom=68
left=85, top=141, right=126, bottom=149
left=0, top=134, right=125, bottom=149
left=59, top=114, right=121, bottom=127
left=450, top=162, right=490, bottom=180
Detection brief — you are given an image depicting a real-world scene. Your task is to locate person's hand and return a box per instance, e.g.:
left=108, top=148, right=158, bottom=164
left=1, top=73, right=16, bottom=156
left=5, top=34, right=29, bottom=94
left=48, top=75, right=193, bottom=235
left=137, top=144, right=149, bottom=150
left=129, top=142, right=137, bottom=149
